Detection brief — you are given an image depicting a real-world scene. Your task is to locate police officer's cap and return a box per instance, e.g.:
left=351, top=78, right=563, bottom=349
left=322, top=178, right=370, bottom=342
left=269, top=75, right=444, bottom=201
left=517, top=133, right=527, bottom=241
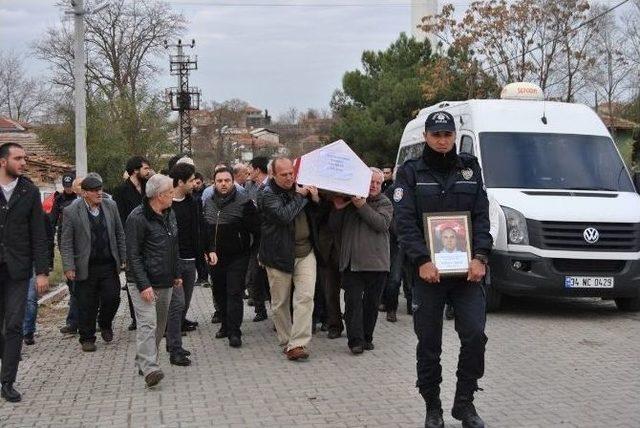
left=62, top=171, right=75, bottom=188
left=425, top=111, right=456, bottom=133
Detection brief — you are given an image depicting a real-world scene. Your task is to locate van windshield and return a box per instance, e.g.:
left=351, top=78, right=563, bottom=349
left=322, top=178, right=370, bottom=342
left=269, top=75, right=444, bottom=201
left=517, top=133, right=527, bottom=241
left=479, top=132, right=634, bottom=192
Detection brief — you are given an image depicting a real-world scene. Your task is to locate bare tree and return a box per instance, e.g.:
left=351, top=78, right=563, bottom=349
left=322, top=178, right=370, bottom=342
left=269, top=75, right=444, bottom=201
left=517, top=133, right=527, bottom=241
left=0, top=50, right=51, bottom=122
left=277, top=107, right=300, bottom=125
left=34, top=0, right=186, bottom=104
left=590, top=10, right=633, bottom=134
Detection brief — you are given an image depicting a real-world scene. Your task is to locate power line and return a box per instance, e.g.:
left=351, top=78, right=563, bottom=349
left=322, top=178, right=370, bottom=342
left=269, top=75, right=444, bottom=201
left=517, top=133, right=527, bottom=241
left=479, top=0, right=632, bottom=73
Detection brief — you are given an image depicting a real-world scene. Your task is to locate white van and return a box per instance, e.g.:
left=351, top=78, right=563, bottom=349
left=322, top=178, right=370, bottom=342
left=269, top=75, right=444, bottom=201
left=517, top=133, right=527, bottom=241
left=396, top=83, right=640, bottom=312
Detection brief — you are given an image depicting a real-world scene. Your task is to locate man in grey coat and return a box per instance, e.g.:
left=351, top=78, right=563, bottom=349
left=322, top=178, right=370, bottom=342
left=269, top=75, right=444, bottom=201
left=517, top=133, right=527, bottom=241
left=331, top=167, right=393, bottom=354
left=60, top=173, right=126, bottom=352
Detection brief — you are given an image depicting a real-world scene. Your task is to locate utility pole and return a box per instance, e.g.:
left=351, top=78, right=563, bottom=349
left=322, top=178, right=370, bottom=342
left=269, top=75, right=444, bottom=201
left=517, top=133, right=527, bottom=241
left=72, top=0, right=87, bottom=176
left=164, top=39, right=201, bottom=155
left=67, top=0, right=108, bottom=176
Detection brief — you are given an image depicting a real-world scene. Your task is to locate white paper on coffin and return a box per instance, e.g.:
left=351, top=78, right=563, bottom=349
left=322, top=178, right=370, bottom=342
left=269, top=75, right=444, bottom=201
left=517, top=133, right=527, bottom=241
left=296, top=140, right=372, bottom=198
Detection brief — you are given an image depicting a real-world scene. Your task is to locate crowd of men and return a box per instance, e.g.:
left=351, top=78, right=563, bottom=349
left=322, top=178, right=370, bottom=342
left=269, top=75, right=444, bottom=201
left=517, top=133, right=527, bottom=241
left=0, top=110, right=490, bottom=428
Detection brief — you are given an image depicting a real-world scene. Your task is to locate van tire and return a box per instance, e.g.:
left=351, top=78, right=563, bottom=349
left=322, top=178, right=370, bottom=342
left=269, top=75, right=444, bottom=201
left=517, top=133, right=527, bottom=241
left=484, top=280, right=502, bottom=312
left=614, top=297, right=640, bottom=312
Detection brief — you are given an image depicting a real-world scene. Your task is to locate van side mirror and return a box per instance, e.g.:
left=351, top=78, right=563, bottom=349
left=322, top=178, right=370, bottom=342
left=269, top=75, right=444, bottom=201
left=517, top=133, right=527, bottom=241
left=634, top=172, right=640, bottom=194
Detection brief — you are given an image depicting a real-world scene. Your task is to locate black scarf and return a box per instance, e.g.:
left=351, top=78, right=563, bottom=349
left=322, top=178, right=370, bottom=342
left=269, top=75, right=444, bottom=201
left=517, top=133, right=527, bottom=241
left=422, top=143, right=458, bottom=173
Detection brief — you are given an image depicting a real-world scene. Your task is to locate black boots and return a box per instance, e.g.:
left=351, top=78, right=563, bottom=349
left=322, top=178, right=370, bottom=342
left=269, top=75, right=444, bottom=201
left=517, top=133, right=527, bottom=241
left=1, top=383, right=21, bottom=402
left=452, top=393, right=485, bottom=428
left=421, top=390, right=444, bottom=428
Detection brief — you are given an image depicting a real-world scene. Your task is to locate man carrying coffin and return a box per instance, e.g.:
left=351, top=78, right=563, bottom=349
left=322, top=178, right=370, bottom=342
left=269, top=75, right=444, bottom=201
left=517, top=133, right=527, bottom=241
left=394, top=111, right=492, bottom=428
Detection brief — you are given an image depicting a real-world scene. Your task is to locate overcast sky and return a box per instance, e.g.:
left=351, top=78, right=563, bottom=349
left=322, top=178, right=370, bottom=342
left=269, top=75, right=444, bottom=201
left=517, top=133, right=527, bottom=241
left=0, top=0, right=434, bottom=118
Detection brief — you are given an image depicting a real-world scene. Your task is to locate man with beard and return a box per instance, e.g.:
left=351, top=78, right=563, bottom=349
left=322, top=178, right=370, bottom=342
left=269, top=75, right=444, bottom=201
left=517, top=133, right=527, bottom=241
left=0, top=143, right=50, bottom=402
left=202, top=167, right=260, bottom=348
left=114, top=156, right=152, bottom=331
left=60, top=173, right=126, bottom=352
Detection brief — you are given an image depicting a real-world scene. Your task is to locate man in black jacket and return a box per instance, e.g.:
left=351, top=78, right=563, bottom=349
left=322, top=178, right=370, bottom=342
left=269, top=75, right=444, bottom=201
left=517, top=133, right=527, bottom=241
left=125, top=174, right=181, bottom=388
left=165, top=163, right=199, bottom=365
left=114, top=156, right=152, bottom=331
left=0, top=143, right=50, bottom=402
left=395, top=112, right=492, bottom=428
left=203, top=167, right=260, bottom=348
left=51, top=172, right=80, bottom=335
left=258, top=157, right=320, bottom=361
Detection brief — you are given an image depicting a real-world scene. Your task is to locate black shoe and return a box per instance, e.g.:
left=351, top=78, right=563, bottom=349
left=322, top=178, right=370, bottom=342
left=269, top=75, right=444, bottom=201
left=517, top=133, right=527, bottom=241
left=81, top=342, right=97, bottom=352
left=1, top=383, right=21, bottom=403
left=445, top=304, right=455, bottom=320
left=215, top=329, right=227, bottom=339
left=23, top=333, right=35, bottom=346
left=320, top=322, right=328, bottom=332
left=184, top=319, right=199, bottom=327
left=327, top=329, right=342, bottom=339
left=247, top=298, right=255, bottom=307
left=228, top=336, right=242, bottom=348
left=211, top=313, right=221, bottom=324
left=452, top=398, right=485, bottom=428
left=59, top=325, right=77, bottom=335
left=128, top=321, right=137, bottom=331
left=101, top=329, right=114, bottom=343
left=386, top=310, right=397, bottom=322
left=178, top=347, right=191, bottom=357
left=170, top=353, right=192, bottom=366
left=138, top=369, right=143, bottom=376
left=145, top=370, right=164, bottom=387
left=378, top=304, right=386, bottom=312
left=253, top=310, right=268, bottom=322
left=425, top=398, right=444, bottom=428
left=350, top=345, right=364, bottom=355
left=181, top=323, right=196, bottom=332
left=363, top=342, right=375, bottom=351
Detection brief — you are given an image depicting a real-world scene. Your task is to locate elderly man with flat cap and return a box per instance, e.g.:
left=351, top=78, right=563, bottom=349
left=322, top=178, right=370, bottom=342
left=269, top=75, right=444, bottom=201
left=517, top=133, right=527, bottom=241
left=60, top=173, right=126, bottom=353
left=394, top=111, right=492, bottom=428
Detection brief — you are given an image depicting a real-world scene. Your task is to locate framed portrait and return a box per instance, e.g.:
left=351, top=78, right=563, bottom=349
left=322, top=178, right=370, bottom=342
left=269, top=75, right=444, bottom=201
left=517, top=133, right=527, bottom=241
left=422, top=211, right=472, bottom=276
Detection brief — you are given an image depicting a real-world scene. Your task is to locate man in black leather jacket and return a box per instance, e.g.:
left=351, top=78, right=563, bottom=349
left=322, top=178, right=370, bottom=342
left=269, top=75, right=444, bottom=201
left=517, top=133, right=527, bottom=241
left=125, top=174, right=181, bottom=388
left=257, top=157, right=320, bottom=361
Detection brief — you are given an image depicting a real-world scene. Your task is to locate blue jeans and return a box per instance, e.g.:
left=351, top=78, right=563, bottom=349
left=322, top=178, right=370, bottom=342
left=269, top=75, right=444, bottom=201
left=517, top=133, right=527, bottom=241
left=22, top=274, right=37, bottom=336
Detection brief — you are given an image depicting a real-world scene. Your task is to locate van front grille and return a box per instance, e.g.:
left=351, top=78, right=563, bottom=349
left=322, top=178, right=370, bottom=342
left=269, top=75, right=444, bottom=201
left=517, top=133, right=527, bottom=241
left=527, top=221, right=640, bottom=252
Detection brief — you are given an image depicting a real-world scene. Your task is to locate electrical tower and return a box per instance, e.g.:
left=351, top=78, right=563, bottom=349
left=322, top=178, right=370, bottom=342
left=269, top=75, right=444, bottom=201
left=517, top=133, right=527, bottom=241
left=164, top=39, right=201, bottom=155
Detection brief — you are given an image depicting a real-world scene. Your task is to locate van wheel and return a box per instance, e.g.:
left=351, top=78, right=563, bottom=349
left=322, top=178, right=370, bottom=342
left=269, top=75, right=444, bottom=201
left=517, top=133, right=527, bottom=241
left=484, top=280, right=502, bottom=312
left=615, top=297, right=640, bottom=312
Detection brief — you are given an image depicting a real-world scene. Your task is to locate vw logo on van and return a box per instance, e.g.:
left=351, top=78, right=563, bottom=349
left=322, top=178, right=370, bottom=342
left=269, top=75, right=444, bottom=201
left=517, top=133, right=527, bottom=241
left=583, top=227, right=600, bottom=244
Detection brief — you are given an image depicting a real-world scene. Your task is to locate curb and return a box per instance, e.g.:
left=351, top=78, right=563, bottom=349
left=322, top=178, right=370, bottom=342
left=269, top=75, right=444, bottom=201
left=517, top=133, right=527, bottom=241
left=38, top=283, right=68, bottom=306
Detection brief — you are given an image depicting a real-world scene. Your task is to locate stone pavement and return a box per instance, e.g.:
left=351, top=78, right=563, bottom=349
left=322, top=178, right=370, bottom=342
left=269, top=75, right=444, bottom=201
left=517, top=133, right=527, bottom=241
left=1, top=287, right=639, bottom=427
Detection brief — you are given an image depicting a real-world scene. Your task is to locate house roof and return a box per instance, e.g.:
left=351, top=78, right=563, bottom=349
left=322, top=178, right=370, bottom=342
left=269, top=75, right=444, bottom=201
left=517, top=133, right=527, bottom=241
left=598, top=113, right=638, bottom=131
left=0, top=117, right=26, bottom=132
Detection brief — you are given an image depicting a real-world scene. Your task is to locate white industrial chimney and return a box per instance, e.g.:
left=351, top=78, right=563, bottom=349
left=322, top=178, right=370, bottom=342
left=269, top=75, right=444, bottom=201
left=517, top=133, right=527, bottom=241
left=411, top=0, right=439, bottom=49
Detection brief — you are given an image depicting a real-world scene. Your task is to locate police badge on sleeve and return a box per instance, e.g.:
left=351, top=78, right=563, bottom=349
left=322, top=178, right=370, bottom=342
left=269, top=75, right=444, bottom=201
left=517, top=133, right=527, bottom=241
left=461, top=168, right=474, bottom=180
left=393, top=187, right=403, bottom=202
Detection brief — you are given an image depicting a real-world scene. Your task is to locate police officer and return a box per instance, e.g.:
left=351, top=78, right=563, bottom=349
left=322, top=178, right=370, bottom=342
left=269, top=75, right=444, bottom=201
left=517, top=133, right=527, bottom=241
left=394, top=111, right=492, bottom=428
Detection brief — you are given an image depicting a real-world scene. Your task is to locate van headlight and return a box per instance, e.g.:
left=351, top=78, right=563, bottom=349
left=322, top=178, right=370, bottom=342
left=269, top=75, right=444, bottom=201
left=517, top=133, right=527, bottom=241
left=501, top=206, right=529, bottom=245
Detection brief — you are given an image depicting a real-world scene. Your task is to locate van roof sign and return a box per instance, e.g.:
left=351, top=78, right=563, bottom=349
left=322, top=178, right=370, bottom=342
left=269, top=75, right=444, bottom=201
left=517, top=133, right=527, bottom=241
left=500, top=82, right=545, bottom=101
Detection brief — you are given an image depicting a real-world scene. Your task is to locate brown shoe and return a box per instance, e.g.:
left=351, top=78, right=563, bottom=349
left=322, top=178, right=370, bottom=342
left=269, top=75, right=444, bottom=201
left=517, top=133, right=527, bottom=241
left=81, top=342, right=97, bottom=352
left=386, top=310, right=397, bottom=322
left=145, top=370, right=164, bottom=387
left=285, top=346, right=309, bottom=361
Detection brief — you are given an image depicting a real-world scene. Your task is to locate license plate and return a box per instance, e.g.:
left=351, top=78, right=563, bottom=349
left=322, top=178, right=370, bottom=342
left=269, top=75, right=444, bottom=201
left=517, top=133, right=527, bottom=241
left=564, top=276, right=614, bottom=289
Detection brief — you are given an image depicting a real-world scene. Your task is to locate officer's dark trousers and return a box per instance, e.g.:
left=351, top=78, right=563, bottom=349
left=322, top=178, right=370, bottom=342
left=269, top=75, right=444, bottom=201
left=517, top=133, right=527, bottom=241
left=210, top=255, right=249, bottom=337
left=0, top=264, right=28, bottom=384
left=246, top=247, right=269, bottom=312
left=321, top=251, right=343, bottom=333
left=412, top=278, right=487, bottom=396
left=343, top=271, right=385, bottom=348
left=76, top=262, right=121, bottom=344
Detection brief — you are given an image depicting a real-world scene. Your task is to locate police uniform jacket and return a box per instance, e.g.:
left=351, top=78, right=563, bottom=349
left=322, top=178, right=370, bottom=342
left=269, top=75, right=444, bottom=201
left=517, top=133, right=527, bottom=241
left=394, top=147, right=492, bottom=268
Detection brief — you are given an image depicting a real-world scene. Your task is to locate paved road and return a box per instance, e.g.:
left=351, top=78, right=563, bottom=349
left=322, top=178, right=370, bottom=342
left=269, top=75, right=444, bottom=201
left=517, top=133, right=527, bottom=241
left=1, top=287, right=639, bottom=427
